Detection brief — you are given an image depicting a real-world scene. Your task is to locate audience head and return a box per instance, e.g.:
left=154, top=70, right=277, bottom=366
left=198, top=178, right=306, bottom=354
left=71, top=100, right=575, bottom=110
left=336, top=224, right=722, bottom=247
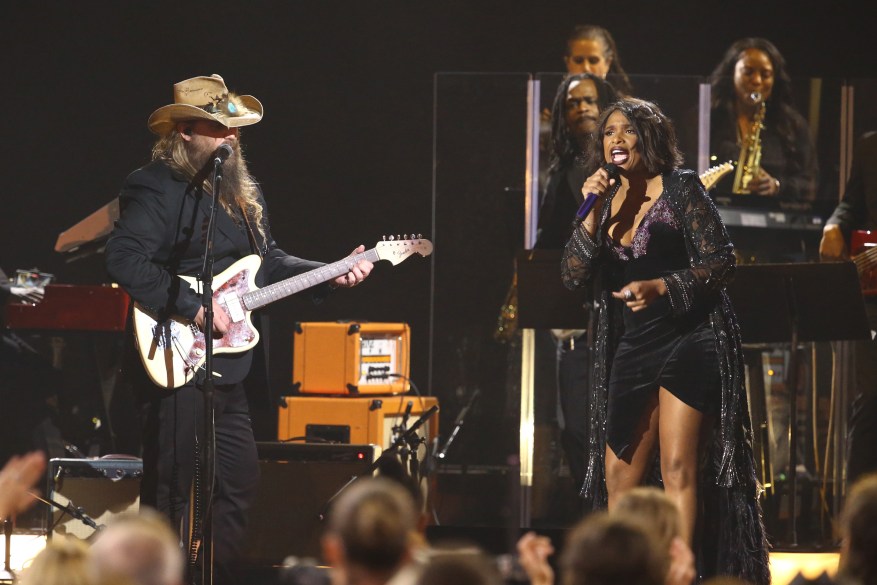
left=88, top=508, right=184, bottom=585
left=587, top=97, right=683, bottom=175
left=559, top=512, right=664, bottom=585
left=18, top=537, right=96, bottom=585
left=549, top=73, right=619, bottom=170
left=838, top=473, right=877, bottom=585
left=322, top=477, right=418, bottom=583
left=418, top=548, right=503, bottom=585
left=376, top=453, right=427, bottom=533
left=613, top=486, right=682, bottom=553
left=563, top=25, right=632, bottom=96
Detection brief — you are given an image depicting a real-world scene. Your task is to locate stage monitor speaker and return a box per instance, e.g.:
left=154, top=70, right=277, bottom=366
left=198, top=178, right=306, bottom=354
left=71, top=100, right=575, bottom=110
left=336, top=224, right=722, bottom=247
left=47, top=457, right=142, bottom=541
left=241, top=442, right=379, bottom=565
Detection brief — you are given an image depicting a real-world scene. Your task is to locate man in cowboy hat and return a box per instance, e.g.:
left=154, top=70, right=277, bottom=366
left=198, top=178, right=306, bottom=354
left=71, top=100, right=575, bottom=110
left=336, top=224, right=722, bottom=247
left=105, top=74, right=372, bottom=584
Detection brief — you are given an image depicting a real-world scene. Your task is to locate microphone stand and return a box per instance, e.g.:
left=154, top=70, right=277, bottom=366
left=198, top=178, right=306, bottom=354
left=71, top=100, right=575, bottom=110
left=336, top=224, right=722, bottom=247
left=28, top=490, right=105, bottom=532
left=2, top=492, right=101, bottom=579
left=393, top=401, right=414, bottom=472
left=194, top=148, right=228, bottom=585
left=436, top=388, right=480, bottom=460
left=319, top=405, right=439, bottom=521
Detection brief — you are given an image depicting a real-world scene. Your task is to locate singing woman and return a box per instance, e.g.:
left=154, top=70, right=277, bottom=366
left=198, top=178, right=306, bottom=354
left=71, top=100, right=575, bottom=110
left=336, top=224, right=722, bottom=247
left=562, top=97, right=769, bottom=584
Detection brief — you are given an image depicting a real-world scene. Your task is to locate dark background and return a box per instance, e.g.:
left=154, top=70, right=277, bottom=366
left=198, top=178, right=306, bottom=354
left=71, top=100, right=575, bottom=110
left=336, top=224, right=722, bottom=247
left=4, top=2, right=874, bottom=457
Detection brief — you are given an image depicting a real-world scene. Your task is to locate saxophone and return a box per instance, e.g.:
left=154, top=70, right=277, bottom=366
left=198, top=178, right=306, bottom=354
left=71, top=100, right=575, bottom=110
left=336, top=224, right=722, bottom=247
left=732, top=92, right=766, bottom=194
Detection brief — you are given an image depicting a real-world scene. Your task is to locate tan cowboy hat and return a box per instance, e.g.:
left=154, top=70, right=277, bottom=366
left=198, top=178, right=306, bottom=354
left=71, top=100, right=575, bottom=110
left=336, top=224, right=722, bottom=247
left=147, top=74, right=263, bottom=135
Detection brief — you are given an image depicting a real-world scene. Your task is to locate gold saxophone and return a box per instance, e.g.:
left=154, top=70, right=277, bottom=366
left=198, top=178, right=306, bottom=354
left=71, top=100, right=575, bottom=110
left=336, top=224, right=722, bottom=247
left=732, top=92, right=766, bottom=194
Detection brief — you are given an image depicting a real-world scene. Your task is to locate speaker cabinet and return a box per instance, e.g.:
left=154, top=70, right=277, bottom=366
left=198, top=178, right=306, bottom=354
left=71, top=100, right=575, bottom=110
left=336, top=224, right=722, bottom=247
left=277, top=395, right=439, bottom=458
left=241, top=442, right=379, bottom=565
left=292, top=321, right=411, bottom=395
left=47, top=457, right=142, bottom=541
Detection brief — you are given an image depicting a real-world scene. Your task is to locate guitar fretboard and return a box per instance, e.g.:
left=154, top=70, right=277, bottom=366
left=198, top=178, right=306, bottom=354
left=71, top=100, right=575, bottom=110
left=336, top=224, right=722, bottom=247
left=854, top=245, right=877, bottom=276
left=242, top=248, right=381, bottom=310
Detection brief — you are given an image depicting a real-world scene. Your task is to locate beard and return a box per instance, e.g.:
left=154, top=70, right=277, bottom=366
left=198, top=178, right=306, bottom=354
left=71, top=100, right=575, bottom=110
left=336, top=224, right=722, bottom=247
left=186, top=137, right=253, bottom=206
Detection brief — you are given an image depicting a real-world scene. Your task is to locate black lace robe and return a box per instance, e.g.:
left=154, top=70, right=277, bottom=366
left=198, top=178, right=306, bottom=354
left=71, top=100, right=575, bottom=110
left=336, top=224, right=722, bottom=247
left=562, top=169, right=770, bottom=585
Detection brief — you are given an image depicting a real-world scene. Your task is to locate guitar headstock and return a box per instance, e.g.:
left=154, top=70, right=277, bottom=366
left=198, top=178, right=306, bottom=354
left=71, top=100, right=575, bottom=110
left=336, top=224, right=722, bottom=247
left=374, top=235, right=434, bottom=265
left=700, top=161, right=734, bottom=191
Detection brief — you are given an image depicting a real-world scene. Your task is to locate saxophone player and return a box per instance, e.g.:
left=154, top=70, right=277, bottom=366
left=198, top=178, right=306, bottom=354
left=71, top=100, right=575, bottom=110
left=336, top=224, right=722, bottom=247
left=706, top=38, right=818, bottom=201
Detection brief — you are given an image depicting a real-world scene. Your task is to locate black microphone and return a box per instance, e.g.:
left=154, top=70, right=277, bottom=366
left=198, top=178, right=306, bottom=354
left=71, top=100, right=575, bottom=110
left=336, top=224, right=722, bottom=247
left=213, top=143, right=233, bottom=165
left=401, top=400, right=413, bottom=429
left=573, top=163, right=619, bottom=228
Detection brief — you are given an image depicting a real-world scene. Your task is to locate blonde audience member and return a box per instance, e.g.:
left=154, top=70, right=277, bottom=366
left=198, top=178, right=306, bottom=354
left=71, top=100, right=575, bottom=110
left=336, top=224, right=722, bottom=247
left=614, top=487, right=696, bottom=585
left=18, top=536, right=134, bottom=585
left=88, top=508, right=184, bottom=585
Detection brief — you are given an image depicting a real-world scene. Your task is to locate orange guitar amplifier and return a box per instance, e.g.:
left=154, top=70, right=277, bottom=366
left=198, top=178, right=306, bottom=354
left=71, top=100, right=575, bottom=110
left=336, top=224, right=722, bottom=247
left=277, top=395, right=439, bottom=453
left=292, top=321, right=410, bottom=395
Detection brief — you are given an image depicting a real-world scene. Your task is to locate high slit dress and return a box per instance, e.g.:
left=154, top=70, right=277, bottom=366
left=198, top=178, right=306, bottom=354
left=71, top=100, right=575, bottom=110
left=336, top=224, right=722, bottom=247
left=562, top=169, right=769, bottom=585
left=604, top=196, right=721, bottom=458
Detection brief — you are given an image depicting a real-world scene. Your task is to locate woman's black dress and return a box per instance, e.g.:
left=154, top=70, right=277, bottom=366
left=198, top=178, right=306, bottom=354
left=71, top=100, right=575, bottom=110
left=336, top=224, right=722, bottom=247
left=603, top=195, right=721, bottom=458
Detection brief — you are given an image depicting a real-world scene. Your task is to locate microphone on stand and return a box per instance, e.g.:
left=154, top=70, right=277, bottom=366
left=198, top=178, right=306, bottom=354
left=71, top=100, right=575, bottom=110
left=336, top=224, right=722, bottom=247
left=572, top=163, right=619, bottom=228
left=213, top=143, right=233, bottom=166
left=437, top=388, right=480, bottom=460
left=400, top=400, right=413, bottom=430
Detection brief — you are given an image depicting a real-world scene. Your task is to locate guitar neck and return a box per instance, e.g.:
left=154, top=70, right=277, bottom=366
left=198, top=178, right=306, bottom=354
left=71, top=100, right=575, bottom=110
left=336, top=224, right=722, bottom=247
left=243, top=248, right=380, bottom=310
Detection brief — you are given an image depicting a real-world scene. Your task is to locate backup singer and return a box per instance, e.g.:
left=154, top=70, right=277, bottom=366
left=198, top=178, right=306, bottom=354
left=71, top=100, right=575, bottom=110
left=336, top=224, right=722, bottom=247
left=562, top=97, right=769, bottom=584
left=535, top=73, right=618, bottom=492
left=562, top=25, right=633, bottom=97
left=105, top=74, right=372, bottom=584
left=707, top=37, right=817, bottom=201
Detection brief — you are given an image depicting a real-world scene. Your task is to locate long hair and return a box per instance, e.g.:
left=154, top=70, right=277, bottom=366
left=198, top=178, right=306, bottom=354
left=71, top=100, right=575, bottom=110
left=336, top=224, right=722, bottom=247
left=549, top=73, right=620, bottom=172
left=565, top=25, right=633, bottom=96
left=708, top=37, right=804, bottom=161
left=151, top=130, right=266, bottom=240
left=585, top=97, right=683, bottom=175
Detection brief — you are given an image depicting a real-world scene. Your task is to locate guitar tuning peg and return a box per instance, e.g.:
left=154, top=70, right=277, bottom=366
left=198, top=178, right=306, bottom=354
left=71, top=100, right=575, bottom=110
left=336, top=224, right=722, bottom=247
left=396, top=234, right=401, bottom=240
left=389, top=235, right=395, bottom=241
left=417, top=233, right=422, bottom=239
left=382, top=235, right=387, bottom=241
left=403, top=234, right=409, bottom=240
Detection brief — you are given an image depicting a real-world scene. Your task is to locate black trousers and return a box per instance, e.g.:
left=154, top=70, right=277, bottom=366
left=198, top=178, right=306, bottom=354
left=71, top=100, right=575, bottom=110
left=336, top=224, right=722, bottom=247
left=140, top=381, right=260, bottom=585
left=555, top=337, right=591, bottom=492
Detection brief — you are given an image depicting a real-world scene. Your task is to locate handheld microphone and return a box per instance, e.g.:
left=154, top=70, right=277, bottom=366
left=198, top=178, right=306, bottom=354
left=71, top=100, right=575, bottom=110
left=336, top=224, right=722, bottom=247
left=573, top=163, right=619, bottom=228
left=213, top=143, right=233, bottom=165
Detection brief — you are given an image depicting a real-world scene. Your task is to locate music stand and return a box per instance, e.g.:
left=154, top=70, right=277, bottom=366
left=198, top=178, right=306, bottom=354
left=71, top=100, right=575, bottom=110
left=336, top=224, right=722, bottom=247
left=727, top=261, right=870, bottom=546
left=516, top=249, right=589, bottom=330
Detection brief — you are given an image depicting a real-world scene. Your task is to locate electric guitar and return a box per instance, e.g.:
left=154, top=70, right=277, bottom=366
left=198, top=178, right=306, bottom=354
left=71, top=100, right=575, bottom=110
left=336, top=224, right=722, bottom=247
left=699, top=161, right=735, bottom=192
left=132, top=237, right=433, bottom=389
left=852, top=230, right=877, bottom=296
left=549, top=162, right=736, bottom=343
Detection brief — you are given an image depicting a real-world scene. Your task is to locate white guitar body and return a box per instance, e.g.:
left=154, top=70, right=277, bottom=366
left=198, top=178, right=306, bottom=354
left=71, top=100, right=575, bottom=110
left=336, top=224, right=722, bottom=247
left=131, top=238, right=433, bottom=389
left=132, top=255, right=263, bottom=389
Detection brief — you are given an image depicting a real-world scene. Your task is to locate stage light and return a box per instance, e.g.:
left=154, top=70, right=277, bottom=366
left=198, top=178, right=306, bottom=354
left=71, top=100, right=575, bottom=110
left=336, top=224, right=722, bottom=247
left=770, top=551, right=839, bottom=585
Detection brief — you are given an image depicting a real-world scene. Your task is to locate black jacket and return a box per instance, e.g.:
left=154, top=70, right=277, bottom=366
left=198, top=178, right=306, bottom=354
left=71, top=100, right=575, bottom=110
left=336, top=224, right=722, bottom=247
left=106, top=159, right=327, bottom=386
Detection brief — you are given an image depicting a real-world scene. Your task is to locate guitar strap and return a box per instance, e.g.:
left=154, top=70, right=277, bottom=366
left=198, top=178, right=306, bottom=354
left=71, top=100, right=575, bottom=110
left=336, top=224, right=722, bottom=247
left=239, top=203, right=264, bottom=259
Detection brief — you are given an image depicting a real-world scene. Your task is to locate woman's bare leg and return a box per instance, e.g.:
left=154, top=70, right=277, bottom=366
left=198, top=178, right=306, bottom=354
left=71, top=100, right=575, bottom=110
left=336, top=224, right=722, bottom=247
left=605, top=396, right=660, bottom=511
left=657, top=387, right=704, bottom=545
